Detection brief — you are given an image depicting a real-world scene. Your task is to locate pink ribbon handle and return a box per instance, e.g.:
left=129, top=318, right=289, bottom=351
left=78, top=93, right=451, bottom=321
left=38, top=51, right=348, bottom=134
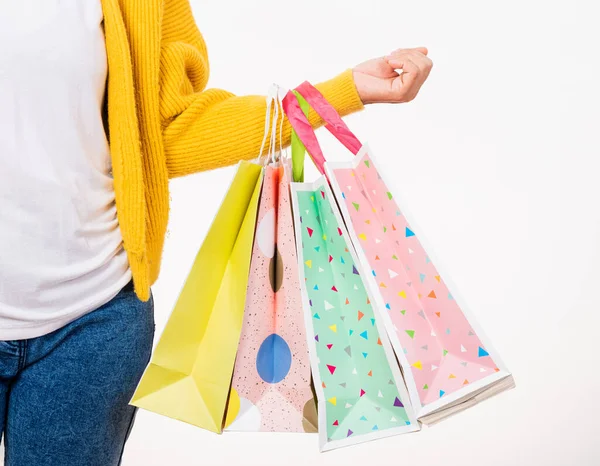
left=282, top=90, right=327, bottom=175
left=295, top=81, right=363, bottom=155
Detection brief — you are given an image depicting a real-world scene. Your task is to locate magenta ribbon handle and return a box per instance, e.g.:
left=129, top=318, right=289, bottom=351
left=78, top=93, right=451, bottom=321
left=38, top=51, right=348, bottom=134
left=282, top=90, right=327, bottom=175
left=294, top=81, right=363, bottom=155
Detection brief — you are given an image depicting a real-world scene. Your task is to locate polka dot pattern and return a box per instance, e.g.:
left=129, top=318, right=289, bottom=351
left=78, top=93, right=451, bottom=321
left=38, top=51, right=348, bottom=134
left=256, top=333, right=292, bottom=383
left=227, top=161, right=314, bottom=432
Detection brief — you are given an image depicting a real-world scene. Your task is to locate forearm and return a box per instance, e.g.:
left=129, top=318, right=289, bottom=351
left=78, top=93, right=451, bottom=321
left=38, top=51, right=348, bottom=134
left=163, top=68, right=364, bottom=178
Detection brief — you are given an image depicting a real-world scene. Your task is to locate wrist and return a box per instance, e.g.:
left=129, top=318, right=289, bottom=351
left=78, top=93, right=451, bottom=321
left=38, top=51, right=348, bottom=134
left=352, top=70, right=374, bottom=105
left=313, top=68, right=365, bottom=116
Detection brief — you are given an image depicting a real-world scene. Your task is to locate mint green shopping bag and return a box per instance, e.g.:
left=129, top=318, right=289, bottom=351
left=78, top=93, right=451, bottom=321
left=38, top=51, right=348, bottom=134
left=289, top=91, right=419, bottom=451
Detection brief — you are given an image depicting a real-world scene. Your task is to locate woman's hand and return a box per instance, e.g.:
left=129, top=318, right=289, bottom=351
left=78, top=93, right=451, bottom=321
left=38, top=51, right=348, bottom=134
left=353, top=47, right=433, bottom=105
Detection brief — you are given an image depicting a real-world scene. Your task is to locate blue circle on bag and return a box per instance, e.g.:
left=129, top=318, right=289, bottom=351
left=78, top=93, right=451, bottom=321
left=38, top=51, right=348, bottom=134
left=256, top=333, right=292, bottom=383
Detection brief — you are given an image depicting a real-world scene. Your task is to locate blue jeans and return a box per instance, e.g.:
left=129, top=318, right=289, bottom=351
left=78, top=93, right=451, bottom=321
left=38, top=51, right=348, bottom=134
left=0, top=280, right=155, bottom=466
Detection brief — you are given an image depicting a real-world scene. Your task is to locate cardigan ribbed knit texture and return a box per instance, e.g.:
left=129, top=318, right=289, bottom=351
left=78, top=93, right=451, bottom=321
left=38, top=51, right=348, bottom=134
left=100, top=0, right=365, bottom=301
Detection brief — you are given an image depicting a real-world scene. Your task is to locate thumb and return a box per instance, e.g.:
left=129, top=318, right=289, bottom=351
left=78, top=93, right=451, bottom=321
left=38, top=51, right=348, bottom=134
left=414, top=46, right=429, bottom=55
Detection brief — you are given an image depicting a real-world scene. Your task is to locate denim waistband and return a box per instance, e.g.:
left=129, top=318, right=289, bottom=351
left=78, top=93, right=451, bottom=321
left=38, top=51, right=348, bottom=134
left=121, top=279, right=135, bottom=293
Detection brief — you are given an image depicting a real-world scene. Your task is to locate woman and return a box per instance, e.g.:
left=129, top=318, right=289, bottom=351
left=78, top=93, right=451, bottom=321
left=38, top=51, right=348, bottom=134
left=0, top=0, right=432, bottom=464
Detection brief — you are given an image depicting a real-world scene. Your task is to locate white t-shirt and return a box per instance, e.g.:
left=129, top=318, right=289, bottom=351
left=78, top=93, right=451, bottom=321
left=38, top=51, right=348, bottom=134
left=0, top=1, right=132, bottom=340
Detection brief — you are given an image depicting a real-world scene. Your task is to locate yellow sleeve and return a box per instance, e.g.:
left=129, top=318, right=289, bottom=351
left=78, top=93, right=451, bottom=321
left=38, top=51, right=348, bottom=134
left=160, top=0, right=365, bottom=179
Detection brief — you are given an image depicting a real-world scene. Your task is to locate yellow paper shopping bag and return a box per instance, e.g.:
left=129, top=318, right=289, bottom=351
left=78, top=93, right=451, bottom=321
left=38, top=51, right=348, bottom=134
left=130, top=160, right=263, bottom=433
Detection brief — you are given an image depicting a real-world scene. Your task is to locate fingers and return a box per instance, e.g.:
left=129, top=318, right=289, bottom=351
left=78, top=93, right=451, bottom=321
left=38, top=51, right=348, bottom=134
left=385, top=54, right=428, bottom=80
left=386, top=56, right=420, bottom=77
left=388, top=57, right=421, bottom=99
left=384, top=53, right=430, bottom=102
left=386, top=47, right=433, bottom=71
left=385, top=48, right=433, bottom=81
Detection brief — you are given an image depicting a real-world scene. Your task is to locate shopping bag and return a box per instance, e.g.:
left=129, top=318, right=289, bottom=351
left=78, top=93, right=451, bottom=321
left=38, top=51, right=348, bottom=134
left=290, top=104, right=418, bottom=451
left=283, top=83, right=514, bottom=425
left=224, top=157, right=317, bottom=432
left=130, top=160, right=263, bottom=433
left=223, top=86, right=316, bottom=432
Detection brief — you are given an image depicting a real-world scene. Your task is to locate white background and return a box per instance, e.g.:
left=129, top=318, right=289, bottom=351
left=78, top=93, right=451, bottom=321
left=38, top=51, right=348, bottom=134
left=124, top=0, right=600, bottom=465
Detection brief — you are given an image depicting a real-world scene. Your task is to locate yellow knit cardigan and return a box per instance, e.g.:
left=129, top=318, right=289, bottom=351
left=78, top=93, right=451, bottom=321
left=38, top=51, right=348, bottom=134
left=100, top=0, right=365, bottom=301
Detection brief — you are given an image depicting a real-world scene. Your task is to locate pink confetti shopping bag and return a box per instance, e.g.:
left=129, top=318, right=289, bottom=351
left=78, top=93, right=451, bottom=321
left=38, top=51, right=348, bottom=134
left=224, top=159, right=317, bottom=432
left=282, top=83, right=515, bottom=424
left=224, top=88, right=316, bottom=432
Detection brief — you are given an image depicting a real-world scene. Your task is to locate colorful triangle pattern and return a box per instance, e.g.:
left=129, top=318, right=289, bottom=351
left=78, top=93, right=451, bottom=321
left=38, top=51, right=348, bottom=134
left=328, top=151, right=501, bottom=409
left=295, top=183, right=412, bottom=444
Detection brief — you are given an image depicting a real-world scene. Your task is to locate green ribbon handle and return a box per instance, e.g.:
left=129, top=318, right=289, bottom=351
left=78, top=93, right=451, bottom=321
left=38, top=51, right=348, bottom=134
left=290, top=90, right=311, bottom=182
